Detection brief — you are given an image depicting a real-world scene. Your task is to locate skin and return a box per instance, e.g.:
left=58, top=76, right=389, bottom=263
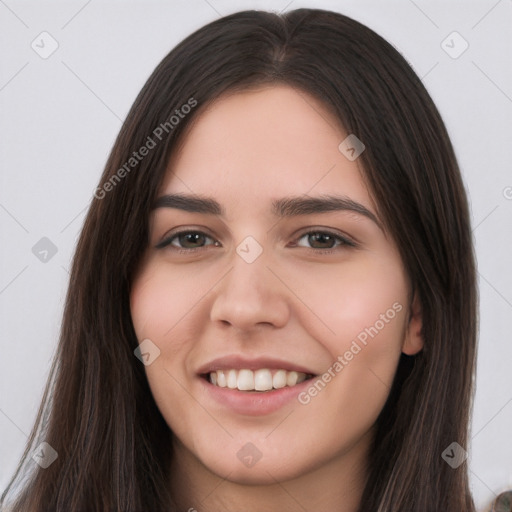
left=130, top=85, right=423, bottom=512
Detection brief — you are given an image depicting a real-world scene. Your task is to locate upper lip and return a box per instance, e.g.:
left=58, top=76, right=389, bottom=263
left=197, top=355, right=318, bottom=376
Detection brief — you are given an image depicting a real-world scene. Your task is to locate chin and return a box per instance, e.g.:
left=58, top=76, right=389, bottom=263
left=196, top=442, right=320, bottom=485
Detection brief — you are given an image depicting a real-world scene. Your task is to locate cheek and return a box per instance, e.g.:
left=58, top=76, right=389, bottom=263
left=296, top=301, right=407, bottom=453
left=130, top=262, right=211, bottom=342
left=129, top=268, right=193, bottom=387
left=287, top=256, right=408, bottom=419
left=130, top=268, right=200, bottom=433
left=130, top=267, right=162, bottom=337
left=282, top=255, right=409, bottom=351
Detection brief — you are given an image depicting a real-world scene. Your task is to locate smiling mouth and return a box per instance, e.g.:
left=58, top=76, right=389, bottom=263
left=201, top=368, right=316, bottom=392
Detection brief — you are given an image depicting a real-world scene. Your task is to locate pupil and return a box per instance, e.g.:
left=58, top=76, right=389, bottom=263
left=310, top=233, right=334, bottom=249
left=180, top=233, right=204, bottom=248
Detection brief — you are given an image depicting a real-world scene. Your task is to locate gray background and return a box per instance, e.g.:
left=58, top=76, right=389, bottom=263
left=1, top=1, right=511, bottom=510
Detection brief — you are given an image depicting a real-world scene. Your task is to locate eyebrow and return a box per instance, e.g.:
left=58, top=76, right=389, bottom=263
left=152, top=193, right=382, bottom=230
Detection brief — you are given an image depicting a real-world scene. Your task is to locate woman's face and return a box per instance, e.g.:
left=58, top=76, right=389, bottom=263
left=130, top=85, right=422, bottom=486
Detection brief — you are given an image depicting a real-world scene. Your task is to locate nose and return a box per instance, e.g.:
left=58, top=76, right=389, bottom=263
left=209, top=250, right=291, bottom=333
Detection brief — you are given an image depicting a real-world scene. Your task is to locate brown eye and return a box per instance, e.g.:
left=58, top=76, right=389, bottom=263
left=307, top=233, right=337, bottom=249
left=175, top=232, right=208, bottom=248
left=155, top=230, right=219, bottom=250
left=295, top=230, right=355, bottom=250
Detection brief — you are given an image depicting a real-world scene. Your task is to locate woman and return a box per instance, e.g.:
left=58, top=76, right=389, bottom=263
left=1, top=8, right=477, bottom=511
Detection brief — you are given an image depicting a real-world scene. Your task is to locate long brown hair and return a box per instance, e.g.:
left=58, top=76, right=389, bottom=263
left=1, top=8, right=477, bottom=511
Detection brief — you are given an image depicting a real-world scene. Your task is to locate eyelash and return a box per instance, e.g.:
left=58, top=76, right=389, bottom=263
left=155, top=228, right=357, bottom=255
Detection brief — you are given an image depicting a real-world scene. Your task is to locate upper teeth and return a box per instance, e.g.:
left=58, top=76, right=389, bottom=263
left=209, top=369, right=309, bottom=392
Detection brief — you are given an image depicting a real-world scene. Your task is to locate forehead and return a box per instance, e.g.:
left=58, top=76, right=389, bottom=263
left=159, top=85, right=373, bottom=213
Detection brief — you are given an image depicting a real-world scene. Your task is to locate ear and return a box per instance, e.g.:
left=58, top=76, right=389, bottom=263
left=402, top=292, right=423, bottom=355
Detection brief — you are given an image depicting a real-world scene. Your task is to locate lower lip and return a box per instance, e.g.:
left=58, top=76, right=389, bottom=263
left=199, top=376, right=314, bottom=416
